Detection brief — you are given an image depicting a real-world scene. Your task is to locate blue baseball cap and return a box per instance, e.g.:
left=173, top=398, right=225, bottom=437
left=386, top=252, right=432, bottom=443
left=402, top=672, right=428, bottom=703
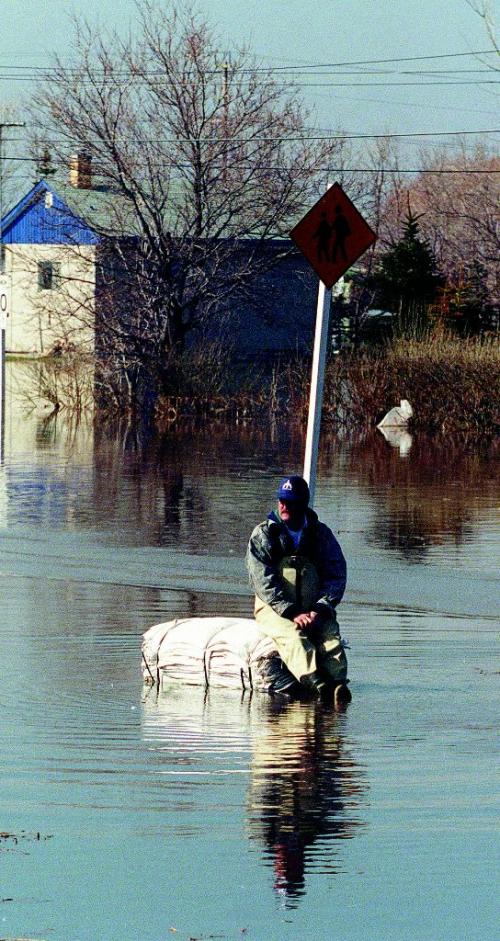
left=276, top=475, right=310, bottom=505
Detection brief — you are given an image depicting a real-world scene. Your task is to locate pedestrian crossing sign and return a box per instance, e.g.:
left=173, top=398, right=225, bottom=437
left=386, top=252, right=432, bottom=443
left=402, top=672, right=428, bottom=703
left=290, top=182, right=376, bottom=289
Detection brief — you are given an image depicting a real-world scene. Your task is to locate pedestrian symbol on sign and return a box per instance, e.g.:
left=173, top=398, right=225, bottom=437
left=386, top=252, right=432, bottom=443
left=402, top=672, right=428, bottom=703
left=331, top=204, right=351, bottom=262
left=290, top=182, right=376, bottom=289
left=313, top=212, right=331, bottom=263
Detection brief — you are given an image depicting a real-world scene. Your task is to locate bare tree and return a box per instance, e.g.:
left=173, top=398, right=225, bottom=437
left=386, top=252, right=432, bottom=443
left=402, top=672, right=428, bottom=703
left=467, top=0, right=500, bottom=65
left=27, top=0, right=344, bottom=400
left=0, top=106, right=25, bottom=223
left=378, top=143, right=500, bottom=314
left=328, top=136, right=405, bottom=346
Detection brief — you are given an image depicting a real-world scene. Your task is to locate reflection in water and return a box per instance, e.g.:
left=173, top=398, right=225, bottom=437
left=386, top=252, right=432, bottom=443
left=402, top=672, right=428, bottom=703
left=70, top=421, right=500, bottom=564
left=377, top=425, right=413, bottom=456
left=337, top=432, right=499, bottom=562
left=89, top=419, right=310, bottom=553
left=247, top=697, right=366, bottom=907
left=142, top=687, right=367, bottom=909
left=4, top=362, right=95, bottom=529
left=3, top=358, right=499, bottom=568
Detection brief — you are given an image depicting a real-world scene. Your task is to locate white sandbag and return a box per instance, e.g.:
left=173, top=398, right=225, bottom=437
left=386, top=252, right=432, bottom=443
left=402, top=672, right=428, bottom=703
left=377, top=399, right=413, bottom=428
left=142, top=616, right=279, bottom=691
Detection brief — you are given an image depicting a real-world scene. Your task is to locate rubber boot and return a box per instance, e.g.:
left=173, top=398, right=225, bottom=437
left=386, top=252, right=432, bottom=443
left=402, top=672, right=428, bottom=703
left=265, top=657, right=300, bottom=697
left=299, top=670, right=327, bottom=697
left=333, top=683, right=352, bottom=708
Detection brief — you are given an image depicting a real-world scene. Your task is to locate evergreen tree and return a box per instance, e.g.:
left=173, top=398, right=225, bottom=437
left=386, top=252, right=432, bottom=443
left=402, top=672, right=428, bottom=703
left=373, top=208, right=443, bottom=337
left=445, top=261, right=496, bottom=336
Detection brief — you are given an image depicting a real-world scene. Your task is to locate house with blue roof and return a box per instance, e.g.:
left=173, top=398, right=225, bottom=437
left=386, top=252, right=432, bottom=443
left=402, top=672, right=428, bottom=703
left=0, top=153, right=136, bottom=355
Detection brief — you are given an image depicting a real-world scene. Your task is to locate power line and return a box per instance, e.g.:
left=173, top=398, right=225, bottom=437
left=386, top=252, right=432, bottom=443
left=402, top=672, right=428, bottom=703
left=242, top=50, right=499, bottom=71
left=2, top=48, right=495, bottom=73
left=5, top=128, right=498, bottom=146
left=0, top=72, right=497, bottom=89
left=0, top=47, right=497, bottom=85
left=290, top=80, right=499, bottom=87
left=0, top=66, right=495, bottom=77
left=3, top=154, right=499, bottom=175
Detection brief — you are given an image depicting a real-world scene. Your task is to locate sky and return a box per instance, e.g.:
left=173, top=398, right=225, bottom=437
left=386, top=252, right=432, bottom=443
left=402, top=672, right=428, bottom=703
left=0, top=0, right=498, bottom=195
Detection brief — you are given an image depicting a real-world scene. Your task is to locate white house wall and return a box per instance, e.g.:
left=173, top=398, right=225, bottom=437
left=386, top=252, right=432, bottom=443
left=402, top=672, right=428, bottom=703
left=4, top=244, right=96, bottom=355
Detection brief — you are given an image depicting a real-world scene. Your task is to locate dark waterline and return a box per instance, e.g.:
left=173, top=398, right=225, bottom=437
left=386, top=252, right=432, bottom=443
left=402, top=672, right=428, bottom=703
left=0, top=367, right=498, bottom=941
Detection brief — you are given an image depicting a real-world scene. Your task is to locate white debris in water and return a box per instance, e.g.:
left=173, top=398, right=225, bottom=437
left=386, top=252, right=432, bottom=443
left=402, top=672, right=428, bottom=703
left=377, top=399, right=413, bottom=428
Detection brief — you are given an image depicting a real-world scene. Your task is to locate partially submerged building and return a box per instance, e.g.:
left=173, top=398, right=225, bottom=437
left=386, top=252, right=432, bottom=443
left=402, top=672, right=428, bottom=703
left=1, top=153, right=318, bottom=362
left=0, top=153, right=137, bottom=356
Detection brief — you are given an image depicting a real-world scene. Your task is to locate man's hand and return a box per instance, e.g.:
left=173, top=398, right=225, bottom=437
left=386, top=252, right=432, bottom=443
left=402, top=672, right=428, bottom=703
left=293, top=611, right=321, bottom=631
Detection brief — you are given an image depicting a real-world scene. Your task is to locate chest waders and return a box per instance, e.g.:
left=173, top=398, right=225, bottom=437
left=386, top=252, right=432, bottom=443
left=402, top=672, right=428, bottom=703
left=254, top=555, right=347, bottom=687
left=279, top=555, right=320, bottom=611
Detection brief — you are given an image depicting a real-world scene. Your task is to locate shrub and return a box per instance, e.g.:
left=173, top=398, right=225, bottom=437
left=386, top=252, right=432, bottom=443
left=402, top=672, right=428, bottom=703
left=153, top=333, right=499, bottom=443
left=323, top=334, right=500, bottom=440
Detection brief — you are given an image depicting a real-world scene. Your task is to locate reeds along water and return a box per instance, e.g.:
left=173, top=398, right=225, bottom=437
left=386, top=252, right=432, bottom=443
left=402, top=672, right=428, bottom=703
left=320, top=335, right=500, bottom=440
left=9, top=328, right=497, bottom=444
left=151, top=334, right=499, bottom=442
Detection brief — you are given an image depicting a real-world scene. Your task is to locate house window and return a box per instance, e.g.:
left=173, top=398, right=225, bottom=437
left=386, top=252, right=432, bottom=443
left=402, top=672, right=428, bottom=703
left=0, top=245, right=5, bottom=275
left=38, top=261, right=60, bottom=290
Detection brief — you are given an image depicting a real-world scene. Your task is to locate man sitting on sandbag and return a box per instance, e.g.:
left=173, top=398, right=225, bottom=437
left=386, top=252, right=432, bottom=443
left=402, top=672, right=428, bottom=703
left=246, top=475, right=350, bottom=702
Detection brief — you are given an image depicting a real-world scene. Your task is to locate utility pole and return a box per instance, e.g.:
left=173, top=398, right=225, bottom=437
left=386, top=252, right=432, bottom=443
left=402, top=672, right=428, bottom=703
left=222, top=61, right=229, bottom=183
left=0, top=121, right=25, bottom=461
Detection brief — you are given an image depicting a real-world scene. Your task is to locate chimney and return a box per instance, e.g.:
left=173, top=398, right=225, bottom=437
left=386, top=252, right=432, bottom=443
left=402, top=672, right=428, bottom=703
left=69, top=152, right=92, bottom=189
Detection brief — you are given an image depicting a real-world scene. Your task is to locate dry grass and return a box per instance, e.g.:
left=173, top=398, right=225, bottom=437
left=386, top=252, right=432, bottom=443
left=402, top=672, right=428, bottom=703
left=272, top=335, right=500, bottom=440
left=373, top=335, right=499, bottom=438
left=154, top=333, right=499, bottom=442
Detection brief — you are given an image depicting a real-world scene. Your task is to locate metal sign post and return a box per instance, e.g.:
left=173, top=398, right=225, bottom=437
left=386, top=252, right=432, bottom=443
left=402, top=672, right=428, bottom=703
left=290, top=182, right=376, bottom=505
left=303, top=279, right=331, bottom=506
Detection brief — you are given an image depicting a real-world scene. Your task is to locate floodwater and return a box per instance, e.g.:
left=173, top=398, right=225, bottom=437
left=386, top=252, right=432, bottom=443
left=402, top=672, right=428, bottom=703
left=0, top=363, right=498, bottom=941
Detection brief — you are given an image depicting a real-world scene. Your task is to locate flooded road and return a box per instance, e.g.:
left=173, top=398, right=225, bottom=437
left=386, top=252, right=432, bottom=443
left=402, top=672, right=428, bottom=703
left=0, top=364, right=498, bottom=941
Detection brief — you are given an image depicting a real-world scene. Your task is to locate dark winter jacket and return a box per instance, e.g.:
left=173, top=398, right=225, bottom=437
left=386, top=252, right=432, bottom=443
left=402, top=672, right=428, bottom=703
left=246, top=508, right=346, bottom=619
